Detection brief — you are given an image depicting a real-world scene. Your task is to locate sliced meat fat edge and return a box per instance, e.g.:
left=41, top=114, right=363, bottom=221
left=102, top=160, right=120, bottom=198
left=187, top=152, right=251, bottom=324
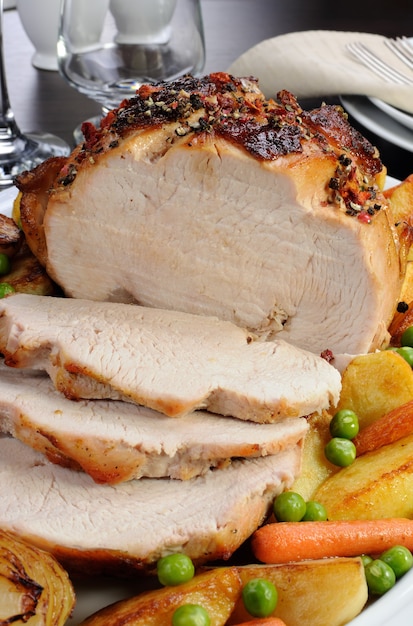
left=0, top=364, right=308, bottom=483
left=0, top=437, right=302, bottom=575
left=0, top=294, right=341, bottom=423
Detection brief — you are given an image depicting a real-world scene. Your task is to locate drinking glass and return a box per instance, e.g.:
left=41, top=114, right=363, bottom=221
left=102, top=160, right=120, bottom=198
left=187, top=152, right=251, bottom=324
left=0, top=0, right=69, bottom=188
left=57, top=0, right=205, bottom=139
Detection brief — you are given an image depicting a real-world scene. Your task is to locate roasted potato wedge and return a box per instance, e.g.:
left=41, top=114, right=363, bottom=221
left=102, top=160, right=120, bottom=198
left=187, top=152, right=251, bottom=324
left=78, top=559, right=367, bottom=626
left=229, top=560, right=367, bottom=626
left=79, top=567, right=241, bottom=626
left=335, top=350, right=413, bottom=429
left=313, top=432, right=413, bottom=520
left=291, top=411, right=338, bottom=500
left=384, top=173, right=413, bottom=224
left=384, top=173, right=413, bottom=264
left=0, top=242, right=57, bottom=296
left=0, top=528, right=75, bottom=625
left=399, top=264, right=413, bottom=307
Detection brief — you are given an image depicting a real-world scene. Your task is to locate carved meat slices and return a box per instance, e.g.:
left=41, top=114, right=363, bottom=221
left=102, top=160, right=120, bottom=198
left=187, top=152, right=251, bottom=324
left=0, top=294, right=341, bottom=423
left=0, top=436, right=302, bottom=574
left=0, top=364, right=308, bottom=483
left=16, top=73, right=404, bottom=355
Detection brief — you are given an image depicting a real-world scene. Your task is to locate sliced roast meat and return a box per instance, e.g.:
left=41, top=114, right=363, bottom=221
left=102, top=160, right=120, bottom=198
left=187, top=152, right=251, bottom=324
left=0, top=294, right=341, bottom=422
left=0, top=363, right=308, bottom=483
left=0, top=436, right=301, bottom=574
left=16, top=73, right=404, bottom=355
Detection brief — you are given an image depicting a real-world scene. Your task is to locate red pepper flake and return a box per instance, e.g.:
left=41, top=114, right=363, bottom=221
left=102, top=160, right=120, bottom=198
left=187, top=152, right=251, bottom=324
left=137, top=84, right=162, bottom=99
left=357, top=210, right=372, bottom=224
left=320, top=349, right=334, bottom=363
left=81, top=121, right=100, bottom=150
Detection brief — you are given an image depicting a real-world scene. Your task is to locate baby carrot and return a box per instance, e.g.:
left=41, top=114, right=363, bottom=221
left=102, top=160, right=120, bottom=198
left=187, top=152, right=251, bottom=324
left=252, top=518, right=413, bottom=564
left=232, top=617, right=286, bottom=626
left=353, top=399, right=413, bottom=456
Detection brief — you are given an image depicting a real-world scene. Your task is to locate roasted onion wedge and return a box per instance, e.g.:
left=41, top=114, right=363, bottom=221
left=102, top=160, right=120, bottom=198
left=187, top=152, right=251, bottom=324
left=0, top=528, right=75, bottom=625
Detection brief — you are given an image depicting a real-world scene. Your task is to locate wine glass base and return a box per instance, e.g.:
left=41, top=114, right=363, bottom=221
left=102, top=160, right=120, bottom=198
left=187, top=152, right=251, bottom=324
left=0, top=131, right=70, bottom=189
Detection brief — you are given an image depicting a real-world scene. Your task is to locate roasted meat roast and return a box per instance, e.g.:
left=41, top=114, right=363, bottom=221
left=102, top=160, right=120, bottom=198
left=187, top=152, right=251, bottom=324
left=15, top=72, right=406, bottom=356
left=0, top=72, right=409, bottom=574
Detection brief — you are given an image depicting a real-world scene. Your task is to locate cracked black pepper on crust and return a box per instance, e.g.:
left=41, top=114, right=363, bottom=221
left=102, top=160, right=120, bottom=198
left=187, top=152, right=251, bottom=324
left=39, top=72, right=384, bottom=221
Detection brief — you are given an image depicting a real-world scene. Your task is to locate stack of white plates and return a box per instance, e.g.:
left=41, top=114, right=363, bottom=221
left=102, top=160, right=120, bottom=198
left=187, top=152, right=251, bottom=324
left=340, top=95, right=413, bottom=152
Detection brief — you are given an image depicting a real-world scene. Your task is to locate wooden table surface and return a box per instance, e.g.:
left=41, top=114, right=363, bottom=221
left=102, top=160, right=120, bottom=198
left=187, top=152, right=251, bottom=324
left=4, top=0, right=413, bottom=179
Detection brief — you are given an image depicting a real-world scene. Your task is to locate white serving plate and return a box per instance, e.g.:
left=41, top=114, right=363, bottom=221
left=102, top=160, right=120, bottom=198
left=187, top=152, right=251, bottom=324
left=369, top=97, right=413, bottom=132
left=0, top=181, right=412, bottom=625
left=340, top=95, right=413, bottom=153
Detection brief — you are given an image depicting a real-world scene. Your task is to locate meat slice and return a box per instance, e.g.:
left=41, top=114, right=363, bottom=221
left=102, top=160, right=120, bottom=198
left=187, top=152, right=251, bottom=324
left=0, top=436, right=301, bottom=574
left=16, top=73, right=404, bottom=355
left=0, top=294, right=341, bottom=422
left=0, top=364, right=308, bottom=483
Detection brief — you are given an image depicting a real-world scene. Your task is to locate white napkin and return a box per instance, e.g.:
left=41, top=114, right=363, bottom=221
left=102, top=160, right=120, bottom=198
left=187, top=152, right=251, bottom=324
left=228, top=30, right=413, bottom=115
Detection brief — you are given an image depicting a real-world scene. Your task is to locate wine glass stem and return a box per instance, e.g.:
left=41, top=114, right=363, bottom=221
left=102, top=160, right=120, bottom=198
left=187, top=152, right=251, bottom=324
left=0, top=0, right=23, bottom=148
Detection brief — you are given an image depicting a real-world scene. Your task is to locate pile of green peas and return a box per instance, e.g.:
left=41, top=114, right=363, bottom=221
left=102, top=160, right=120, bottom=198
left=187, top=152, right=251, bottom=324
left=0, top=252, right=14, bottom=298
left=324, top=408, right=359, bottom=467
left=389, top=325, right=413, bottom=367
left=273, top=491, right=327, bottom=522
left=156, top=554, right=279, bottom=624
left=362, top=545, right=413, bottom=596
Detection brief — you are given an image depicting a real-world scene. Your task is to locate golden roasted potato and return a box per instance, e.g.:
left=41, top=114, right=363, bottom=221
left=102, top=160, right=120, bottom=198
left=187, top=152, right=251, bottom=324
left=12, top=190, right=22, bottom=226
left=313, top=432, right=413, bottom=520
left=384, top=173, right=413, bottom=225
left=79, top=567, right=241, bottom=626
left=229, top=560, right=367, bottom=626
left=335, top=350, right=413, bottom=429
left=78, top=560, right=367, bottom=626
left=399, top=263, right=413, bottom=305
left=384, top=173, right=413, bottom=264
left=291, top=411, right=338, bottom=500
left=0, top=242, right=57, bottom=296
left=0, top=528, right=75, bottom=625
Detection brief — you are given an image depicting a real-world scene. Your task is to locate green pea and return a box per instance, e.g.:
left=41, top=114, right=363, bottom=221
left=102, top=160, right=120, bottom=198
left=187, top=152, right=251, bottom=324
left=365, top=559, right=396, bottom=595
left=0, top=283, right=15, bottom=298
left=242, top=578, right=278, bottom=618
left=395, top=346, right=413, bottom=367
left=360, top=554, right=373, bottom=568
left=329, top=409, right=359, bottom=440
left=301, top=500, right=328, bottom=521
left=0, top=253, right=10, bottom=276
left=380, top=545, right=413, bottom=579
left=157, top=553, right=195, bottom=587
left=401, top=326, right=413, bottom=348
left=172, top=604, right=210, bottom=626
left=324, top=437, right=356, bottom=467
left=273, top=491, right=306, bottom=522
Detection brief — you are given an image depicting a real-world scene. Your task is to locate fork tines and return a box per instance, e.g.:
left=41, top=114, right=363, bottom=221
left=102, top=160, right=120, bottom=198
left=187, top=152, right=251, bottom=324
left=384, top=36, right=413, bottom=71
left=346, top=40, right=413, bottom=85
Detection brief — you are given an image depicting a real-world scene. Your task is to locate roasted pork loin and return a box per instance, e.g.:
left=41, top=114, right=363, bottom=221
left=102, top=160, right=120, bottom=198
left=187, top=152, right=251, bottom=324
left=0, top=436, right=301, bottom=574
left=0, top=363, right=308, bottom=483
left=16, top=73, right=404, bottom=355
left=0, top=294, right=341, bottom=422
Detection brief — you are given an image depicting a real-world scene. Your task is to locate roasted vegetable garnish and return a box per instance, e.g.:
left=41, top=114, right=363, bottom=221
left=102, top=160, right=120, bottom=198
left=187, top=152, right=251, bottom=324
left=0, top=242, right=58, bottom=296
left=0, top=212, right=23, bottom=257
left=0, top=528, right=75, bottom=625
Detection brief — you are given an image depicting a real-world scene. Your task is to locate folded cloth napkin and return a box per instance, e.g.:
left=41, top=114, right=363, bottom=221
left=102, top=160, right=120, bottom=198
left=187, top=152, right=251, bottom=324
left=228, top=30, right=413, bottom=114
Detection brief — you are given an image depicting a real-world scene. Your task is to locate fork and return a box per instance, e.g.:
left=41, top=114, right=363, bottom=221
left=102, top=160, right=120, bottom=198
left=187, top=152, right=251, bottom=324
left=346, top=40, right=413, bottom=85
left=384, top=36, right=413, bottom=71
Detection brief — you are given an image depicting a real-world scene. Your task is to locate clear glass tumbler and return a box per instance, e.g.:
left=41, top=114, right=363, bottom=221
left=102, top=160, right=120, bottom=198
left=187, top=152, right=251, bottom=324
left=57, top=0, right=206, bottom=113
